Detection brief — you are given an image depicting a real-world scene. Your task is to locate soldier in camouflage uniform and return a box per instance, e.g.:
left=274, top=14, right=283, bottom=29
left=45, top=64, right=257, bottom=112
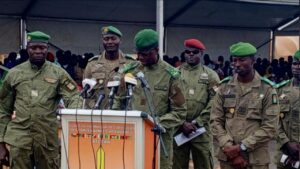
left=0, top=31, right=82, bottom=169
left=211, top=42, right=279, bottom=169
left=83, top=26, right=135, bottom=109
left=115, top=29, right=187, bottom=169
left=275, top=50, right=300, bottom=169
left=173, top=39, right=220, bottom=169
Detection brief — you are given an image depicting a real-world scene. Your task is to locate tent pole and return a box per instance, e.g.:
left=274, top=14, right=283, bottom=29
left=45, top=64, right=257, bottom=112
left=156, top=0, right=164, bottom=58
left=20, top=18, right=27, bottom=49
left=270, top=30, right=275, bottom=60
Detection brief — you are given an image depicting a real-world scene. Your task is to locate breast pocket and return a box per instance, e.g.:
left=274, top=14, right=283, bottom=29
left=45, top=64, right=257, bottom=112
left=223, top=98, right=236, bottom=118
left=279, top=98, right=290, bottom=113
left=246, top=100, right=262, bottom=120
left=154, top=85, right=168, bottom=103
left=196, top=81, right=209, bottom=104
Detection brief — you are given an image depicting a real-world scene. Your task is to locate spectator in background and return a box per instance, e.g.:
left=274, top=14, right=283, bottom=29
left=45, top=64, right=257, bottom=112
left=217, top=55, right=224, bottom=69
left=4, top=52, right=18, bottom=69
left=46, top=52, right=55, bottom=62
left=17, top=49, right=29, bottom=65
left=203, top=54, right=215, bottom=69
left=222, top=60, right=233, bottom=77
left=287, top=55, right=293, bottom=78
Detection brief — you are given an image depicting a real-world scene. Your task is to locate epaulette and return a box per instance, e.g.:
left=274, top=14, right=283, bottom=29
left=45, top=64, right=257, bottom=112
left=165, top=66, right=181, bottom=78
left=122, top=61, right=139, bottom=73
left=88, top=55, right=100, bottom=62
left=124, top=54, right=137, bottom=60
left=274, top=80, right=291, bottom=89
left=260, top=77, right=276, bottom=87
left=219, top=76, right=231, bottom=84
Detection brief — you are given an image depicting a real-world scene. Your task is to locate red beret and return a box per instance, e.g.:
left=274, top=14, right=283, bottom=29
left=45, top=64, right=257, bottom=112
left=184, top=39, right=206, bottom=50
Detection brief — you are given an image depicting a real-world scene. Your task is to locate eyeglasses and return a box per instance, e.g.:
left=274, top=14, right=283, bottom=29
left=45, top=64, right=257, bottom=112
left=292, top=61, right=300, bottom=65
left=185, top=49, right=200, bottom=55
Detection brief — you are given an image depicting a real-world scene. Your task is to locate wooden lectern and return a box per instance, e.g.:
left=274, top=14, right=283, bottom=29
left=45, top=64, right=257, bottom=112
left=60, top=109, right=159, bottom=169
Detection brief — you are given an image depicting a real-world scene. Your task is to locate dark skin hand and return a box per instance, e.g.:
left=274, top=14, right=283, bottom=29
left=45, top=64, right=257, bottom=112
left=0, top=143, right=9, bottom=166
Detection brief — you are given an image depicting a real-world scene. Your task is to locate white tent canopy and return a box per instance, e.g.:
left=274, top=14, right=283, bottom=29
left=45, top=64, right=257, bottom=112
left=0, top=0, right=299, bottom=59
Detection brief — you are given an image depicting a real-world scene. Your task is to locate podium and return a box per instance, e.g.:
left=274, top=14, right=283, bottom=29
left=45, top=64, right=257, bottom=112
left=60, top=109, right=159, bottom=169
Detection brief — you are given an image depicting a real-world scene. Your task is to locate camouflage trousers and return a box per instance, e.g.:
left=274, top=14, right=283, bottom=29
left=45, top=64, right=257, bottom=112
left=220, top=161, right=268, bottom=169
left=9, top=142, right=59, bottom=169
left=172, top=140, right=213, bottom=169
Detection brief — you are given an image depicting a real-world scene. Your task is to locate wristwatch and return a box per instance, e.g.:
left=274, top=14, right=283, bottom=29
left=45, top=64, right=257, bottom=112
left=240, top=143, right=247, bottom=151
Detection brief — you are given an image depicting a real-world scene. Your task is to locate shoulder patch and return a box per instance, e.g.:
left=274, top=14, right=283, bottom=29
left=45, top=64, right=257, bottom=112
left=274, top=80, right=291, bottom=89
left=165, top=66, right=181, bottom=78
left=122, top=61, right=140, bottom=73
left=219, top=76, right=231, bottom=84
left=260, top=77, right=275, bottom=87
left=125, top=54, right=137, bottom=60
left=88, top=55, right=100, bottom=62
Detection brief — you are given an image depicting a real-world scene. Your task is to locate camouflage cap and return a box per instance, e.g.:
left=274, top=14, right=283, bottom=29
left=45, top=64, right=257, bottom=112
left=27, top=31, right=50, bottom=43
left=134, top=29, right=158, bottom=52
left=230, top=42, right=257, bottom=57
left=293, top=50, right=300, bottom=61
left=101, top=26, right=122, bottom=37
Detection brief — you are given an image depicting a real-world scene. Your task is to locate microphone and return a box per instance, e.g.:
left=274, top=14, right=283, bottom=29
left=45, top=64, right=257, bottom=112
left=107, top=75, right=121, bottom=98
left=94, top=90, right=105, bottom=109
left=136, top=72, right=150, bottom=89
left=107, top=75, right=121, bottom=109
left=80, top=78, right=97, bottom=96
left=124, top=73, right=137, bottom=97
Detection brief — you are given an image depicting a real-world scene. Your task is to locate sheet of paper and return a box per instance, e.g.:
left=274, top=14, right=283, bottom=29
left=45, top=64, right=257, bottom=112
left=174, top=127, right=206, bottom=146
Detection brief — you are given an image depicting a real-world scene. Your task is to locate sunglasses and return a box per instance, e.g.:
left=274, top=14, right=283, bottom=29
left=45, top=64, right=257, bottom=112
left=293, top=61, right=300, bottom=65
left=185, top=49, right=200, bottom=55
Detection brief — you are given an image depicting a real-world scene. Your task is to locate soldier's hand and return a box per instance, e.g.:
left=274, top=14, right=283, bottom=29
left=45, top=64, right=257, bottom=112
left=231, top=155, right=248, bottom=169
left=282, top=142, right=300, bottom=160
left=223, top=144, right=240, bottom=159
left=0, top=143, right=9, bottom=166
left=182, top=122, right=197, bottom=137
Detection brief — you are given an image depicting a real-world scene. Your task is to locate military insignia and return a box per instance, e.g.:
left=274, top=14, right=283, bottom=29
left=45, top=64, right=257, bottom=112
left=229, top=108, right=235, bottom=114
left=237, top=107, right=247, bottom=116
left=103, top=27, right=109, bottom=33
left=272, top=94, right=278, bottom=104
left=279, top=94, right=286, bottom=99
left=259, top=94, right=264, bottom=98
left=189, top=89, right=195, bottom=95
left=200, top=73, right=208, bottom=80
left=280, top=112, right=285, bottom=119
left=44, top=77, right=57, bottom=83
left=213, top=86, right=219, bottom=92
left=66, top=83, right=76, bottom=91
left=31, top=90, right=38, bottom=97
left=98, top=79, right=104, bottom=84
left=27, top=36, right=31, bottom=41
left=166, top=66, right=180, bottom=78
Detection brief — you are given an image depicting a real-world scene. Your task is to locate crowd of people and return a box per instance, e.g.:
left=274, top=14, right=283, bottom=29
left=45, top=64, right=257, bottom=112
left=0, top=26, right=299, bottom=169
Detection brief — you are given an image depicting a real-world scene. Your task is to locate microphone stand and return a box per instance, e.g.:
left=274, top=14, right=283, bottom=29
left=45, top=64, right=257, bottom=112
left=139, top=82, right=168, bottom=169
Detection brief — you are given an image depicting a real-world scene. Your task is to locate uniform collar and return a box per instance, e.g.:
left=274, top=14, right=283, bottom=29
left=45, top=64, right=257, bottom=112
left=182, top=62, right=202, bottom=70
left=229, top=71, right=261, bottom=87
left=98, top=50, right=126, bottom=64
left=28, top=60, right=48, bottom=71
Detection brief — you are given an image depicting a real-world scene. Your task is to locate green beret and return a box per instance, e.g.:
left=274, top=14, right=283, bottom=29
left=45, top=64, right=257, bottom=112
left=27, top=31, right=50, bottom=43
left=102, top=26, right=122, bottom=37
left=134, top=29, right=158, bottom=52
left=230, top=42, right=257, bottom=57
left=293, top=50, right=300, bottom=61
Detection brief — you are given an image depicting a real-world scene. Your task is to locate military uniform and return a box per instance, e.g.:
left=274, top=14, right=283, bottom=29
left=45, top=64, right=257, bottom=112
left=211, top=71, right=279, bottom=169
left=276, top=79, right=300, bottom=169
left=118, top=59, right=186, bottom=169
left=83, top=51, right=135, bottom=109
left=172, top=61, right=219, bottom=168
left=0, top=60, right=81, bottom=169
